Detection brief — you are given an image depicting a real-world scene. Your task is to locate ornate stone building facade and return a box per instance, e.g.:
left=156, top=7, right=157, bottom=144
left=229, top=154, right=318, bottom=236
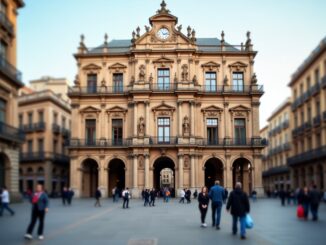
left=0, top=0, right=24, bottom=201
left=18, top=77, right=71, bottom=194
left=288, top=37, right=326, bottom=190
left=68, top=1, right=265, bottom=197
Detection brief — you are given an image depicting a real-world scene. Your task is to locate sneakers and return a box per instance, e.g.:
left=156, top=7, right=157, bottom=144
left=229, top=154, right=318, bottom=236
left=38, top=235, right=44, bottom=240
left=241, top=236, right=246, bottom=240
left=201, top=223, right=207, bottom=228
left=24, top=234, right=33, bottom=240
left=216, top=226, right=220, bottom=230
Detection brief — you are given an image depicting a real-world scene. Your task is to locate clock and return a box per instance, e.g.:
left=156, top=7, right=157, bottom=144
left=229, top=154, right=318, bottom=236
left=157, top=27, right=170, bottom=40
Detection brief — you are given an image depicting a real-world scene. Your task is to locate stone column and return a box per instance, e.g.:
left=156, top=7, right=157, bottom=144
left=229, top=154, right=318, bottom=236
left=133, top=154, right=138, bottom=188
left=190, top=155, right=195, bottom=188
left=133, top=102, right=138, bottom=137
left=253, top=155, right=263, bottom=196
left=226, top=156, right=233, bottom=191
left=178, top=101, right=182, bottom=137
left=99, top=157, right=108, bottom=197
left=178, top=154, right=184, bottom=190
left=144, top=154, right=150, bottom=188
left=224, top=102, right=230, bottom=138
left=251, top=102, right=260, bottom=137
left=145, top=101, right=150, bottom=136
left=190, top=101, right=195, bottom=137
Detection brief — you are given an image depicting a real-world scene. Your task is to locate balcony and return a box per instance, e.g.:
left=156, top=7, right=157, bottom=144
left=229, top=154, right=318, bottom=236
left=322, top=75, right=326, bottom=89
left=21, top=122, right=46, bottom=133
left=61, top=128, right=70, bottom=138
left=151, top=83, right=176, bottom=92
left=287, top=145, right=326, bottom=166
left=282, top=120, right=289, bottom=129
left=68, top=138, right=131, bottom=147
left=310, top=82, right=321, bottom=96
left=20, top=151, right=70, bottom=164
left=262, top=165, right=289, bottom=178
left=52, top=123, right=61, bottom=134
left=313, top=115, right=321, bottom=127
left=0, top=121, right=25, bottom=143
left=0, top=12, right=14, bottom=35
left=304, top=121, right=312, bottom=131
left=0, top=55, right=23, bottom=86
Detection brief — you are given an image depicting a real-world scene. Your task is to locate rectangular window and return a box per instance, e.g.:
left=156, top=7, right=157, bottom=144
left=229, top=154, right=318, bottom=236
left=38, top=111, right=44, bottom=123
left=0, top=98, right=7, bottom=123
left=157, top=69, right=170, bottom=90
left=306, top=76, right=311, bottom=90
left=19, top=113, right=23, bottom=128
left=53, top=139, right=58, bottom=153
left=206, top=118, right=218, bottom=145
left=205, top=72, right=217, bottom=92
left=53, top=112, right=58, bottom=124
left=87, top=74, right=97, bottom=93
left=28, top=112, right=33, bottom=126
left=301, top=110, right=304, bottom=125
left=234, top=119, right=246, bottom=145
left=27, top=140, right=33, bottom=154
left=62, top=116, right=66, bottom=129
left=232, top=72, right=244, bottom=92
left=315, top=68, right=319, bottom=84
left=113, top=73, right=123, bottom=93
left=307, top=106, right=311, bottom=122
left=85, top=119, right=96, bottom=145
left=112, top=119, right=123, bottom=145
left=316, top=100, right=321, bottom=115
left=38, top=138, right=44, bottom=153
left=0, top=41, right=7, bottom=59
left=316, top=133, right=321, bottom=148
left=157, top=117, right=170, bottom=143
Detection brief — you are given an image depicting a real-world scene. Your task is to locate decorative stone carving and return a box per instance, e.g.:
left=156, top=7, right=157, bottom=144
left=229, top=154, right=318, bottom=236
left=152, top=101, right=175, bottom=121
left=144, top=25, right=150, bottom=32
left=181, top=64, right=188, bottom=81
left=130, top=76, right=135, bottom=85
left=223, top=75, right=229, bottom=85
left=187, top=26, right=191, bottom=38
left=138, top=155, right=144, bottom=169
left=108, top=63, right=127, bottom=73
left=184, top=155, right=190, bottom=169
left=182, top=116, right=190, bottom=136
left=251, top=73, right=257, bottom=84
left=74, top=75, right=80, bottom=87
left=228, top=61, right=248, bottom=72
left=149, top=73, right=153, bottom=84
left=174, top=73, right=178, bottom=83
left=101, top=79, right=106, bottom=87
left=192, top=75, right=198, bottom=85
left=138, top=116, right=145, bottom=136
left=106, top=106, right=128, bottom=121
left=201, top=61, right=220, bottom=71
left=177, top=24, right=182, bottom=32
left=201, top=105, right=223, bottom=121
left=139, top=64, right=146, bottom=81
left=229, top=105, right=251, bottom=121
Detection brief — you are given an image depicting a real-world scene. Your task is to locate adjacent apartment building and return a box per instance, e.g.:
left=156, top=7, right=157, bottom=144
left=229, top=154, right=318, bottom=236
left=0, top=0, right=24, bottom=200
left=18, top=77, right=71, bottom=194
left=68, top=1, right=265, bottom=197
left=287, top=37, right=326, bottom=190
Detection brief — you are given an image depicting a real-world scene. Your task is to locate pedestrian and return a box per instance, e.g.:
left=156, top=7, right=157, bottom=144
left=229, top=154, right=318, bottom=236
left=309, top=185, right=321, bottom=221
left=323, top=189, right=326, bottom=203
left=279, top=187, right=286, bottom=206
left=193, top=189, right=198, bottom=199
left=61, top=187, right=68, bottom=206
left=224, top=189, right=229, bottom=203
left=144, top=189, right=150, bottom=207
left=209, top=180, right=226, bottom=230
left=24, top=184, right=49, bottom=240
left=67, top=188, right=74, bottom=205
left=251, top=190, right=256, bottom=202
left=198, top=186, right=209, bottom=228
left=298, top=187, right=310, bottom=220
left=149, top=189, right=156, bottom=207
left=0, top=186, right=15, bottom=216
left=165, top=189, right=171, bottom=202
left=114, top=187, right=120, bottom=202
left=94, top=188, right=102, bottom=207
left=122, top=187, right=130, bottom=209
left=179, top=189, right=185, bottom=203
left=226, top=182, right=250, bottom=240
left=186, top=189, right=192, bottom=204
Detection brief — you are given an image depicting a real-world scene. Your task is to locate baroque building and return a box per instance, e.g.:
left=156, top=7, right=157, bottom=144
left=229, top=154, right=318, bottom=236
left=18, top=77, right=71, bottom=194
left=288, top=37, right=326, bottom=190
left=68, top=1, right=265, bottom=197
left=0, top=0, right=24, bottom=201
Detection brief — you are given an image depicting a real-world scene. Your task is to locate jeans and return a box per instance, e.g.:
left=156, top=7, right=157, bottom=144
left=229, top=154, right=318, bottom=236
left=212, top=201, right=223, bottom=227
left=310, top=203, right=319, bottom=220
left=303, top=203, right=309, bottom=219
left=0, top=202, right=15, bottom=215
left=26, top=206, right=46, bottom=236
left=232, top=215, right=246, bottom=237
left=123, top=198, right=129, bottom=208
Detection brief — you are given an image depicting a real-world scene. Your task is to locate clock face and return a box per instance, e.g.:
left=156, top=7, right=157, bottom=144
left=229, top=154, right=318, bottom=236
left=157, top=28, right=170, bottom=40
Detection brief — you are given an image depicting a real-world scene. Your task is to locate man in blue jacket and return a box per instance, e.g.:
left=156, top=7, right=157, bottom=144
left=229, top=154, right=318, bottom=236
left=209, top=180, right=226, bottom=230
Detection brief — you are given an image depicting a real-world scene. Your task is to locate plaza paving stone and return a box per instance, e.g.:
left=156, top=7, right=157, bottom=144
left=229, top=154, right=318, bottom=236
left=0, top=198, right=326, bottom=245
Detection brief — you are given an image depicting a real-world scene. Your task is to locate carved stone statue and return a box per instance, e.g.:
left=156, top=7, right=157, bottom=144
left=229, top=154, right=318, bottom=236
left=187, top=26, right=192, bottom=38
left=130, top=75, right=135, bottom=85
left=101, top=78, right=106, bottom=87
left=181, top=64, right=188, bottom=81
left=177, top=25, right=182, bottom=32
left=192, top=75, right=198, bottom=85
left=139, top=65, right=146, bottom=81
left=182, top=116, right=190, bottom=136
left=138, top=155, right=144, bottom=169
left=184, top=155, right=190, bottom=169
left=149, top=73, right=153, bottom=84
left=74, top=74, right=80, bottom=87
left=223, top=75, right=229, bottom=85
left=174, top=73, right=178, bottom=83
left=251, top=73, right=257, bottom=84
left=138, top=116, right=145, bottom=136
left=144, top=25, right=150, bottom=33
left=136, top=26, right=140, bottom=38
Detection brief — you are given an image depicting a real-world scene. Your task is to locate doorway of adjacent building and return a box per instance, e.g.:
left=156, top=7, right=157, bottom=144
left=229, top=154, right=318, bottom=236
left=108, top=158, right=125, bottom=197
left=81, top=159, right=98, bottom=197
left=204, top=158, right=224, bottom=189
left=232, top=158, right=252, bottom=194
left=153, top=157, right=175, bottom=197
left=0, top=153, right=6, bottom=188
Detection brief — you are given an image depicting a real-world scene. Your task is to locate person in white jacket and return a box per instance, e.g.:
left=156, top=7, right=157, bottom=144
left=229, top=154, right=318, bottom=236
left=0, top=186, right=15, bottom=216
left=179, top=189, right=186, bottom=204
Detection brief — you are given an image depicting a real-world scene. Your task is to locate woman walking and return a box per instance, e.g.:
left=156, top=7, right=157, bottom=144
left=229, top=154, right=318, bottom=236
left=24, top=184, right=49, bottom=240
left=198, top=186, right=210, bottom=227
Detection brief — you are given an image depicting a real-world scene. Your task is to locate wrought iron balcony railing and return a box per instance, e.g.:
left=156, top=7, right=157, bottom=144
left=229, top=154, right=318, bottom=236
left=0, top=12, right=14, bottom=35
left=313, top=115, right=321, bottom=127
left=287, top=145, right=326, bottom=166
left=0, top=121, right=25, bottom=143
left=21, top=122, right=46, bottom=133
left=20, top=151, right=70, bottom=164
left=52, top=123, right=61, bottom=134
left=0, top=55, right=23, bottom=86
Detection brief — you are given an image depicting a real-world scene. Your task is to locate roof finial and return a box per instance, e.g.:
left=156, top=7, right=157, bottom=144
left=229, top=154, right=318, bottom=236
left=221, top=30, right=225, bottom=43
left=245, top=31, right=252, bottom=51
left=136, top=26, right=140, bottom=38
left=104, top=33, right=108, bottom=45
left=157, top=0, right=170, bottom=14
left=187, top=26, right=191, bottom=38
left=80, top=34, right=85, bottom=46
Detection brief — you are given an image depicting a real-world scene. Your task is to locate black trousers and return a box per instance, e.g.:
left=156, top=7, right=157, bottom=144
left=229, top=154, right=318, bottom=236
left=149, top=198, right=155, bottom=206
left=27, top=206, right=46, bottom=236
left=199, top=205, right=208, bottom=223
left=123, top=198, right=129, bottom=208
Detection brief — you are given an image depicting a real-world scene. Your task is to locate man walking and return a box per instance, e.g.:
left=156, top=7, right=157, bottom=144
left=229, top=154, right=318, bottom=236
left=309, top=185, right=321, bottom=221
left=179, top=189, right=185, bottom=204
left=149, top=189, right=156, bottom=207
left=209, top=180, right=225, bottom=230
left=61, top=187, right=68, bottom=206
left=122, top=187, right=130, bottom=209
left=226, top=182, right=250, bottom=240
left=144, top=189, right=150, bottom=207
left=0, top=186, right=15, bottom=216
left=94, top=188, right=102, bottom=207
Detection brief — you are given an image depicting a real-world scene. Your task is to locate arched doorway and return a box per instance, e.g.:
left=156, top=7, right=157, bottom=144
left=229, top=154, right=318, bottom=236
left=204, top=158, right=224, bottom=190
left=108, top=159, right=125, bottom=197
left=153, top=157, right=175, bottom=197
left=81, top=159, right=98, bottom=197
left=232, top=158, right=252, bottom=194
left=0, top=153, right=9, bottom=188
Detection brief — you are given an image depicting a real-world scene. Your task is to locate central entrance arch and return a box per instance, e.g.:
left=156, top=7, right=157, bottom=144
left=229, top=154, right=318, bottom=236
left=153, top=157, right=175, bottom=197
left=232, top=158, right=252, bottom=194
left=204, top=158, right=224, bottom=190
left=81, top=159, right=98, bottom=197
left=108, top=158, right=125, bottom=197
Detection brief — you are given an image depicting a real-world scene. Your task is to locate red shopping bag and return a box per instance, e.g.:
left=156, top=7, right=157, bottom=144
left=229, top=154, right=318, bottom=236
left=297, top=205, right=304, bottom=218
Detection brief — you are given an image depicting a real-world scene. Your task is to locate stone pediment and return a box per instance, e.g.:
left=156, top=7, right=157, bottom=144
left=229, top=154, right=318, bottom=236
left=152, top=101, right=175, bottom=112
left=152, top=56, right=174, bottom=64
left=82, top=63, right=101, bottom=71
left=228, top=61, right=248, bottom=71
left=229, top=105, right=251, bottom=118
left=201, top=105, right=223, bottom=112
left=201, top=61, right=220, bottom=71
left=80, top=106, right=101, bottom=114
left=201, top=105, right=223, bottom=118
left=106, top=106, right=128, bottom=113
left=229, top=105, right=251, bottom=112
left=108, top=63, right=127, bottom=72
left=149, top=13, right=178, bottom=25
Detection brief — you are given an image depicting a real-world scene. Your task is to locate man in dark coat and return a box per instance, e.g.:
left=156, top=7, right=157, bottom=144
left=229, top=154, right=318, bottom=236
left=226, top=182, right=250, bottom=240
left=149, top=189, right=156, bottom=207
left=309, top=185, right=321, bottom=221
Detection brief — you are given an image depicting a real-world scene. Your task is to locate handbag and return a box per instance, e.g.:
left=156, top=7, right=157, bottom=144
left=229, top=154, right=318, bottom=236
left=245, top=214, right=254, bottom=229
left=297, top=205, right=304, bottom=218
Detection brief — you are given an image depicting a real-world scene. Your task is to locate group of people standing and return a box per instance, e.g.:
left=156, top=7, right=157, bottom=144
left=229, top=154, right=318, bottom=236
left=179, top=188, right=192, bottom=204
left=197, top=180, right=250, bottom=240
left=296, top=185, right=322, bottom=221
left=61, top=187, right=74, bottom=206
left=142, top=189, right=157, bottom=207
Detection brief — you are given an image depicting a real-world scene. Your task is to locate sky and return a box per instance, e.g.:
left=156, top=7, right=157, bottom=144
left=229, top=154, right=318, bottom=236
left=17, top=0, right=326, bottom=127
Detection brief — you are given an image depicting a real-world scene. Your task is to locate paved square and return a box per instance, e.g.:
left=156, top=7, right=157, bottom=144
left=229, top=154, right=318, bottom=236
left=0, top=198, right=326, bottom=245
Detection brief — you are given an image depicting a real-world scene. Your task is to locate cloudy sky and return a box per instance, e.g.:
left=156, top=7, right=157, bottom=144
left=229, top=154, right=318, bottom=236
left=17, top=0, right=326, bottom=126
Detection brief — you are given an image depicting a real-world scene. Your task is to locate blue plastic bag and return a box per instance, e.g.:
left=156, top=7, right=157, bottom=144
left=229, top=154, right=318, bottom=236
left=245, top=214, right=254, bottom=229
